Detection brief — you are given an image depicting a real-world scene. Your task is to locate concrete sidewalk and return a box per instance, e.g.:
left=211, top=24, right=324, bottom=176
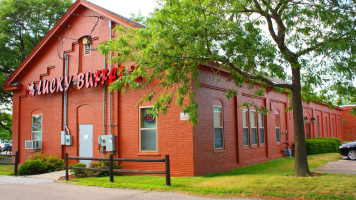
left=0, top=175, right=54, bottom=184
left=26, top=170, right=67, bottom=180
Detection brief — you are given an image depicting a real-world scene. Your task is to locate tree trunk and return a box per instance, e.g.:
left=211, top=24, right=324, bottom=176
left=291, top=66, right=313, bottom=177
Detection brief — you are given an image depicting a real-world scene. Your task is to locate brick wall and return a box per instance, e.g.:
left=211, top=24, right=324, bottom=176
left=342, top=106, right=356, bottom=141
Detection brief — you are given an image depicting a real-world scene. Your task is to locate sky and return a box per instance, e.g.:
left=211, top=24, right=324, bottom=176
left=83, top=0, right=159, bottom=18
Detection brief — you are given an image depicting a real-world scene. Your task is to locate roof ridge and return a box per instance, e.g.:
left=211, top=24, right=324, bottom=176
left=83, top=0, right=145, bottom=28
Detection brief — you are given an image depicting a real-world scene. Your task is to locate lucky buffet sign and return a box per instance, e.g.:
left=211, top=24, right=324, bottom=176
left=26, top=66, right=142, bottom=96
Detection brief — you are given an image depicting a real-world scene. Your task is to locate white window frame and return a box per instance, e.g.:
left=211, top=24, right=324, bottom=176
left=139, top=106, right=158, bottom=152
left=242, top=108, right=249, bottom=146
left=213, top=105, right=224, bottom=149
left=258, top=112, right=265, bottom=144
left=32, top=114, right=42, bottom=140
left=250, top=110, right=257, bottom=145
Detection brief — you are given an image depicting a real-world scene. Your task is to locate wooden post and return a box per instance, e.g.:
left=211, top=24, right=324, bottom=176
left=65, top=153, right=68, bottom=181
left=109, top=154, right=114, bottom=182
left=165, top=155, right=171, bottom=186
left=14, top=151, right=18, bottom=176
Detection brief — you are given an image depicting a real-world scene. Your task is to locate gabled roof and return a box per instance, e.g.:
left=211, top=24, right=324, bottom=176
left=3, top=0, right=144, bottom=90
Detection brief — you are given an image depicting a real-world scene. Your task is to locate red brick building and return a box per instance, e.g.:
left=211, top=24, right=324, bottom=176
left=3, top=0, right=345, bottom=176
left=341, top=106, right=356, bottom=141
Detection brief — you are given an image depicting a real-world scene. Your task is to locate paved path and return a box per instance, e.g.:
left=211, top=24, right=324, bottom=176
left=0, top=176, right=262, bottom=200
left=27, top=170, right=67, bottom=180
left=315, top=157, right=356, bottom=174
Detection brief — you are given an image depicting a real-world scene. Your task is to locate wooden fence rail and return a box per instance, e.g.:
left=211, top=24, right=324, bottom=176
left=65, top=154, right=171, bottom=186
left=0, top=151, right=18, bottom=176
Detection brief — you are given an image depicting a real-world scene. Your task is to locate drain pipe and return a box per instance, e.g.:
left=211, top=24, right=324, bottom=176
left=102, top=54, right=106, bottom=157
left=109, top=20, right=112, bottom=137
left=64, top=53, right=69, bottom=135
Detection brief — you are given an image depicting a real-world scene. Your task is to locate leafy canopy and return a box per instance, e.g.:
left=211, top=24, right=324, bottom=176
left=100, top=0, right=355, bottom=124
left=0, top=0, right=72, bottom=104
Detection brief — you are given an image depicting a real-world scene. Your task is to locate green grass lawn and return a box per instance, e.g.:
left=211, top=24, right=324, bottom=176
left=68, top=153, right=355, bottom=200
left=0, top=164, right=14, bottom=175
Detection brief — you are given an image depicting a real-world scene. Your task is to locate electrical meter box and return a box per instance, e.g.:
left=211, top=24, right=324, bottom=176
left=98, top=135, right=115, bottom=151
left=61, top=131, right=72, bottom=145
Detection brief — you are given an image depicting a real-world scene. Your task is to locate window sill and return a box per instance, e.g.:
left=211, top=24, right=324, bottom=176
left=137, top=152, right=161, bottom=156
left=213, top=149, right=226, bottom=153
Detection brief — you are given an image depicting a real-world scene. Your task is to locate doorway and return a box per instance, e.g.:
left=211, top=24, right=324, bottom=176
left=79, top=124, right=93, bottom=165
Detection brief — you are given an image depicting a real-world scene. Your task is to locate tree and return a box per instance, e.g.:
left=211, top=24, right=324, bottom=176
left=0, top=111, right=12, bottom=141
left=0, top=0, right=72, bottom=142
left=100, top=0, right=355, bottom=177
left=0, top=0, right=72, bottom=104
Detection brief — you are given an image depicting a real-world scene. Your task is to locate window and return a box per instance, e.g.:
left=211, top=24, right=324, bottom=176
left=140, top=107, right=157, bottom=151
left=250, top=110, right=257, bottom=145
left=258, top=112, right=265, bottom=144
left=243, top=107, right=265, bottom=146
left=332, top=118, right=335, bottom=137
left=213, top=106, right=223, bottom=149
left=32, top=115, right=42, bottom=140
left=317, top=117, right=320, bottom=137
left=242, top=109, right=249, bottom=146
left=275, top=112, right=281, bottom=142
left=325, top=117, right=328, bottom=137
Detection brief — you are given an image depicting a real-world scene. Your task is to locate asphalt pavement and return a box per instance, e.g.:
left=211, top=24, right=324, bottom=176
left=315, top=157, right=356, bottom=174
left=0, top=175, right=262, bottom=200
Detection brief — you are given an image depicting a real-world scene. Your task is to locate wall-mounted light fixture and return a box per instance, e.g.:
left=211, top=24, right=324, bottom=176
left=311, top=117, right=316, bottom=123
left=304, top=117, right=309, bottom=123
left=82, top=37, right=89, bottom=45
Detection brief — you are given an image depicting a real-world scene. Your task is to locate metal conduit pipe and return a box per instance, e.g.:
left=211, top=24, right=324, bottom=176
left=64, top=53, right=69, bottom=134
left=102, top=54, right=107, bottom=157
left=103, top=54, right=106, bottom=135
left=109, top=20, right=112, bottom=136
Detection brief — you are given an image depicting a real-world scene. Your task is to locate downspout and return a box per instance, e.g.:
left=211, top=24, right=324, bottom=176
left=109, top=20, right=112, bottom=137
left=109, top=20, right=115, bottom=156
left=102, top=54, right=106, bottom=157
left=64, top=53, right=70, bottom=135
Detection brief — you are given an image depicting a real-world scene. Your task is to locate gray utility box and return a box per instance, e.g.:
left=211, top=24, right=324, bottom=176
left=61, top=131, right=72, bottom=145
left=98, top=134, right=115, bottom=151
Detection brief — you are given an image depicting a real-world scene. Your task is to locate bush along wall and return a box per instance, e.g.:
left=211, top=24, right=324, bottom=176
left=305, top=138, right=341, bottom=155
left=18, top=153, right=65, bottom=175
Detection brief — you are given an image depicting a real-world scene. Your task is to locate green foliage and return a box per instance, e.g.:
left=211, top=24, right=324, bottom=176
left=99, top=0, right=355, bottom=126
left=305, top=138, right=340, bottom=155
left=45, top=156, right=65, bottom=172
left=350, top=107, right=356, bottom=117
left=88, top=160, right=121, bottom=177
left=18, top=160, right=48, bottom=175
left=129, top=11, right=146, bottom=24
left=27, top=153, right=64, bottom=172
left=314, top=137, right=342, bottom=147
left=0, top=111, right=11, bottom=140
left=0, top=0, right=72, bottom=104
left=69, top=163, right=88, bottom=177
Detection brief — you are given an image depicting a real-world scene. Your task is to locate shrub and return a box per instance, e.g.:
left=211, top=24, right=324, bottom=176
left=18, top=160, right=48, bottom=175
left=46, top=156, right=65, bottom=172
left=314, top=137, right=342, bottom=147
left=69, top=163, right=88, bottom=177
left=305, top=138, right=339, bottom=155
left=88, top=160, right=121, bottom=176
left=28, top=153, right=64, bottom=172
